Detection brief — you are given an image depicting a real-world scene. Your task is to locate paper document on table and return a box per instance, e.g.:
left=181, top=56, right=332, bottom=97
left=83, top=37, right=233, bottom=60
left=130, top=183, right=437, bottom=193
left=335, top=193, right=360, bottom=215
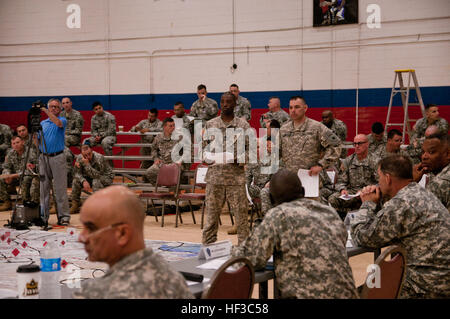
left=297, top=169, right=319, bottom=198
left=204, top=151, right=234, bottom=164
left=339, top=192, right=360, bottom=201
left=186, top=278, right=210, bottom=286
left=196, top=257, right=229, bottom=270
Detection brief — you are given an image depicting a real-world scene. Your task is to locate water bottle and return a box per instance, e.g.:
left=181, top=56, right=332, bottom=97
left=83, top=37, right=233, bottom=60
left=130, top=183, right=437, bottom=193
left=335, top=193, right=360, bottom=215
left=39, top=241, right=61, bottom=299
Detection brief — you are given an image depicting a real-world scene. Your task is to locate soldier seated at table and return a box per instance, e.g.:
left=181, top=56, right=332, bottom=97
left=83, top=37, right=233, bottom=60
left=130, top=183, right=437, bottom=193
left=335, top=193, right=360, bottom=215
left=328, top=134, right=378, bottom=220
left=73, top=185, right=194, bottom=299
left=70, top=140, right=114, bottom=214
left=231, top=169, right=358, bottom=299
left=83, top=101, right=116, bottom=157
left=144, top=118, right=189, bottom=185
left=351, top=154, right=450, bottom=298
left=0, top=135, right=39, bottom=211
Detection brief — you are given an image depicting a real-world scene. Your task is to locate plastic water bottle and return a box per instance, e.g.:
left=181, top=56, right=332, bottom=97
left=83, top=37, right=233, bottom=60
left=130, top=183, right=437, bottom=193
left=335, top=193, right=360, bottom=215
left=39, top=241, right=61, bottom=299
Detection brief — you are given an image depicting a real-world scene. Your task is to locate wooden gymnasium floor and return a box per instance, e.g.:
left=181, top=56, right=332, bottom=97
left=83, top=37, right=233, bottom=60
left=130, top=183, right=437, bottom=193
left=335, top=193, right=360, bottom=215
left=0, top=186, right=374, bottom=299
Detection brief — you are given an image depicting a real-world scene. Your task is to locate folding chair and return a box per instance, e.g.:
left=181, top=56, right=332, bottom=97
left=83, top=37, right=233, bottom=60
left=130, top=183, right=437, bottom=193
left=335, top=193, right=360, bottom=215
left=174, top=165, right=208, bottom=227
left=246, top=185, right=262, bottom=231
left=201, top=257, right=255, bottom=299
left=139, top=163, right=181, bottom=227
left=360, top=245, right=407, bottom=299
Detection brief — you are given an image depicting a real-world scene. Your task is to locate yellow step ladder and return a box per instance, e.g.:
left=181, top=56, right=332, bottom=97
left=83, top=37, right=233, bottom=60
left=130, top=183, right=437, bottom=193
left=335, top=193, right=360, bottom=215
left=385, top=69, right=426, bottom=143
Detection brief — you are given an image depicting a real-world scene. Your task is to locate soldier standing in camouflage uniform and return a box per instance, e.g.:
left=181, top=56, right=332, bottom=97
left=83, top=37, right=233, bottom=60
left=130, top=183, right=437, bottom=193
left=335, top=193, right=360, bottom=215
left=351, top=154, right=450, bottom=298
left=84, top=101, right=116, bottom=156
left=413, top=133, right=450, bottom=210
left=321, top=110, right=348, bottom=158
left=74, top=185, right=194, bottom=299
left=280, top=96, right=341, bottom=178
left=328, top=134, right=378, bottom=219
left=202, top=92, right=251, bottom=245
left=259, top=97, right=290, bottom=129
left=61, top=97, right=85, bottom=147
left=411, top=104, right=448, bottom=143
left=189, top=84, right=219, bottom=125
left=230, top=83, right=251, bottom=121
left=130, top=108, right=162, bottom=169
left=0, top=123, right=12, bottom=169
left=367, top=122, right=387, bottom=155
left=0, top=136, right=39, bottom=211
left=144, top=118, right=188, bottom=185
left=232, top=169, right=358, bottom=298
left=70, top=141, right=114, bottom=214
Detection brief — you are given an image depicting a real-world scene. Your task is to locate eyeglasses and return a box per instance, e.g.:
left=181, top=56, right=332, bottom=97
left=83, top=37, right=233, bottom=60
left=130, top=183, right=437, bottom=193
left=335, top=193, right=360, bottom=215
left=353, top=141, right=368, bottom=146
left=79, top=222, right=125, bottom=243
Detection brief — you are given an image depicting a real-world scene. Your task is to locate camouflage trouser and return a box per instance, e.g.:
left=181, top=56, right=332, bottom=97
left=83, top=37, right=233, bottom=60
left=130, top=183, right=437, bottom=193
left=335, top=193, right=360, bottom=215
left=139, top=146, right=153, bottom=170
left=65, top=135, right=81, bottom=147
left=84, top=136, right=116, bottom=156
left=328, top=192, right=362, bottom=216
left=145, top=162, right=163, bottom=185
left=71, top=175, right=113, bottom=202
left=0, top=176, right=39, bottom=203
left=202, top=184, right=249, bottom=245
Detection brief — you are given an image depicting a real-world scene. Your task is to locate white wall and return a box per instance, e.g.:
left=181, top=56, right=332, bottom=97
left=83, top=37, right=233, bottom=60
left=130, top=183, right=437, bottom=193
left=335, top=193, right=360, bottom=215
left=0, top=0, right=449, bottom=97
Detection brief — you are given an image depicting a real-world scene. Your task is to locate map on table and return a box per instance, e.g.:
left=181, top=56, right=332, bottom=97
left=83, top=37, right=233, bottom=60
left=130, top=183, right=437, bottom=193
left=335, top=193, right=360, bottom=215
left=0, top=227, right=202, bottom=295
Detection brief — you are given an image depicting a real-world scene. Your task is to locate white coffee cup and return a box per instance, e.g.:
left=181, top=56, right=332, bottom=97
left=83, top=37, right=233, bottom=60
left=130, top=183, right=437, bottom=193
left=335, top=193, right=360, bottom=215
left=17, top=264, right=41, bottom=299
left=118, top=125, right=124, bottom=132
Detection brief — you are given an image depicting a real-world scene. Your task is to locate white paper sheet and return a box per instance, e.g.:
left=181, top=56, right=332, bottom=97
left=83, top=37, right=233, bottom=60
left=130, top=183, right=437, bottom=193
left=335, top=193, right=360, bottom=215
left=339, top=192, right=360, bottom=201
left=418, top=174, right=427, bottom=187
left=196, top=167, right=208, bottom=184
left=196, top=257, right=229, bottom=270
left=297, top=169, right=319, bottom=198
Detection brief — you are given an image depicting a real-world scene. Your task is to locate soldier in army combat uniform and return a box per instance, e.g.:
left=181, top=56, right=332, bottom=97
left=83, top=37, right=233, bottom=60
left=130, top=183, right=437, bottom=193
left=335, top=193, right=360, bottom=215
left=259, top=97, right=290, bottom=129
left=232, top=169, right=358, bottom=299
left=351, top=154, right=450, bottom=298
left=61, top=97, right=85, bottom=147
left=0, top=136, right=39, bottom=211
left=0, top=123, right=12, bottom=170
left=84, top=101, right=116, bottom=156
left=130, top=108, right=163, bottom=169
left=279, top=96, right=341, bottom=181
left=413, top=133, right=450, bottom=211
left=70, top=141, right=114, bottom=214
left=144, top=118, right=189, bottom=185
left=321, top=110, right=348, bottom=158
left=230, top=83, right=252, bottom=121
left=202, top=92, right=251, bottom=245
left=74, top=185, right=194, bottom=299
left=411, top=104, right=448, bottom=143
left=189, top=84, right=219, bottom=125
left=328, top=134, right=378, bottom=219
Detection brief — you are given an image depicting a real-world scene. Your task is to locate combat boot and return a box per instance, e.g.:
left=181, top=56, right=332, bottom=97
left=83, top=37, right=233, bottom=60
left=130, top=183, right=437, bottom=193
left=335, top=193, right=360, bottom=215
left=70, top=201, right=80, bottom=214
left=0, top=200, right=12, bottom=211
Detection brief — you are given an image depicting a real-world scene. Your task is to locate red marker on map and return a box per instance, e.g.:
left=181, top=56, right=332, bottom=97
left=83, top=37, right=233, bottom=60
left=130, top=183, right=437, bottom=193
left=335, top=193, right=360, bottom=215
left=12, top=248, right=20, bottom=257
left=22, top=241, right=28, bottom=248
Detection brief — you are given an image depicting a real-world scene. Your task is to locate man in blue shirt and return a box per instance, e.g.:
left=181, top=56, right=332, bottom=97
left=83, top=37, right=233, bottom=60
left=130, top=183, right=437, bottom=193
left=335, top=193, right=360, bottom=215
left=39, top=98, right=70, bottom=226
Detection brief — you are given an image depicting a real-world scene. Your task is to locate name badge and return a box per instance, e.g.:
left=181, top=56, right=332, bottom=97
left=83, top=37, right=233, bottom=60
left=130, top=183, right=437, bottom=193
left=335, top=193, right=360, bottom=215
left=198, top=240, right=232, bottom=260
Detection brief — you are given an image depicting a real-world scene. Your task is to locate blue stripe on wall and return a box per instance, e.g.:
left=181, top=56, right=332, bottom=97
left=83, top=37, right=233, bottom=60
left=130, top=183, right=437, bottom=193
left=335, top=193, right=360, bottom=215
left=0, top=86, right=448, bottom=112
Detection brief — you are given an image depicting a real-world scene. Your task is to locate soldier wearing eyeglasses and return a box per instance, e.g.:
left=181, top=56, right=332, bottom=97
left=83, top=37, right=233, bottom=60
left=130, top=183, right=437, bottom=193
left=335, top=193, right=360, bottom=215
left=73, top=185, right=194, bottom=299
left=328, top=134, right=378, bottom=220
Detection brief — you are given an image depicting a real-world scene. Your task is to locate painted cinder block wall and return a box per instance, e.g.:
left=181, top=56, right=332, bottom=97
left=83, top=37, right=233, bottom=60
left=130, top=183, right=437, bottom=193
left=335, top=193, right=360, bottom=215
left=0, top=0, right=448, bottom=142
